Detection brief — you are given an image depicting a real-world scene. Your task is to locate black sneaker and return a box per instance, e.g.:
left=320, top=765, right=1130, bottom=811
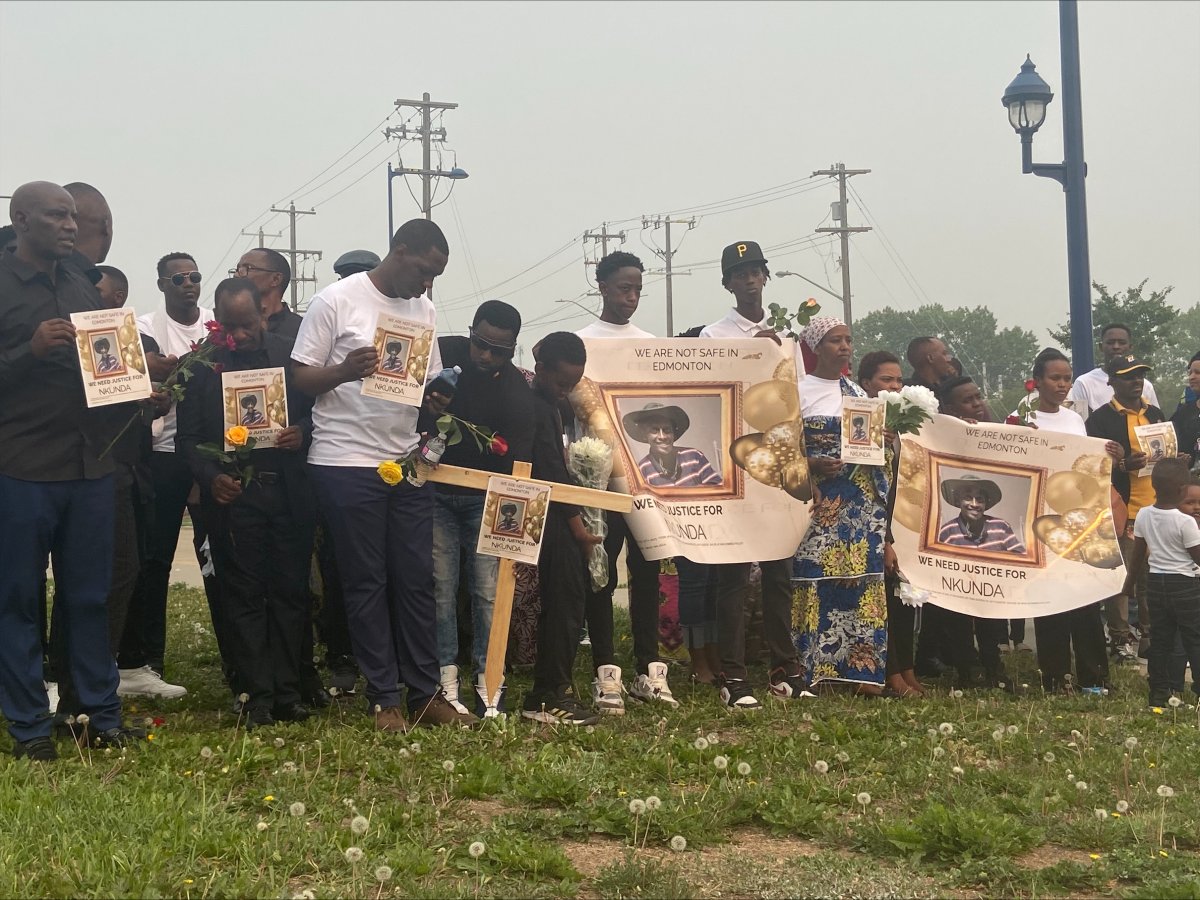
left=327, top=655, right=359, bottom=696
left=91, top=726, right=147, bottom=749
left=521, top=694, right=600, bottom=726
left=245, top=707, right=277, bottom=730
left=12, top=736, right=57, bottom=761
left=768, top=667, right=815, bottom=700
left=719, top=678, right=762, bottom=711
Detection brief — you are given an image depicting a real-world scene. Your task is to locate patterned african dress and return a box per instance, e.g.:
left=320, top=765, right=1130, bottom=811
left=791, top=377, right=891, bottom=687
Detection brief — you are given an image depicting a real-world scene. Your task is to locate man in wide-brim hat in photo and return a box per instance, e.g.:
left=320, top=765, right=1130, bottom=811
left=936, top=474, right=1025, bottom=554
left=621, top=402, right=722, bottom=488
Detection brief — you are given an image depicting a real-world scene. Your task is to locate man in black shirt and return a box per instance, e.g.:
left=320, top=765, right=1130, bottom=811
left=234, top=248, right=303, bottom=340
left=0, top=182, right=137, bottom=759
left=432, top=300, right=535, bottom=717
left=520, top=332, right=603, bottom=726
left=176, top=278, right=317, bottom=727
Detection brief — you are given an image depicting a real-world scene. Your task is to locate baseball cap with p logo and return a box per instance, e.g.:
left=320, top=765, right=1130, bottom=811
left=720, top=240, right=768, bottom=277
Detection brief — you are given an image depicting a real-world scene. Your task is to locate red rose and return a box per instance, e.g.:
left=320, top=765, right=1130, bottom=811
left=1005, top=415, right=1022, bottom=425
left=189, top=341, right=200, bottom=352
left=1024, top=379, right=1037, bottom=392
left=488, top=435, right=509, bottom=456
left=204, top=320, right=222, bottom=333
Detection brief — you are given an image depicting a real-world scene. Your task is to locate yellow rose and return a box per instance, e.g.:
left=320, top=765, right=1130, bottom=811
left=226, top=425, right=250, bottom=447
left=377, top=460, right=404, bottom=486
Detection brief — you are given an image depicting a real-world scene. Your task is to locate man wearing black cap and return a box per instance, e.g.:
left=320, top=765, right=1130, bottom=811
left=333, top=250, right=381, bottom=280
left=700, top=240, right=811, bottom=710
left=1086, top=354, right=1164, bottom=662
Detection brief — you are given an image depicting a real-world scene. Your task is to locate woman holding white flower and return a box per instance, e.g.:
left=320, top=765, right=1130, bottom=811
left=791, top=317, right=890, bottom=695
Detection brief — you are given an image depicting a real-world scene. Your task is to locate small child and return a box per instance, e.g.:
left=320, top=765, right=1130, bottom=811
left=1122, top=460, right=1200, bottom=707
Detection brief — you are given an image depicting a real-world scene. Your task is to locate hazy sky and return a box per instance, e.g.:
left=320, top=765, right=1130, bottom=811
left=2, top=1, right=1197, bottom=364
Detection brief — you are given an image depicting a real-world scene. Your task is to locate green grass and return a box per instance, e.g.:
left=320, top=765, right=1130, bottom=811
left=1, top=585, right=1198, bottom=898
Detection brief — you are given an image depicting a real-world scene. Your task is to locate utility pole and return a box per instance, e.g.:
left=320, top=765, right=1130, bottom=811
left=385, top=92, right=460, bottom=223
left=642, top=215, right=697, bottom=335
left=582, top=223, right=626, bottom=294
left=239, top=226, right=283, bottom=249
left=269, top=202, right=322, bottom=311
left=813, top=163, right=871, bottom=325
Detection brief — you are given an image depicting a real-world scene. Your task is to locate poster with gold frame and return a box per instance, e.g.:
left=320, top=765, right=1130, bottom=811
left=572, top=337, right=812, bottom=564
left=222, top=367, right=288, bottom=449
left=360, top=314, right=435, bottom=406
left=477, top=475, right=551, bottom=565
left=892, top=414, right=1126, bottom=619
left=71, top=308, right=152, bottom=407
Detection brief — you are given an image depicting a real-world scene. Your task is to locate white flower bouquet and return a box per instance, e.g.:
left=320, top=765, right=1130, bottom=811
left=878, top=384, right=939, bottom=436
left=567, top=434, right=615, bottom=591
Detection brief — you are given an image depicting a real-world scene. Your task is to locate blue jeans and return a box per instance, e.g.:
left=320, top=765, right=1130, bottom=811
left=675, top=556, right=717, bottom=647
left=0, top=474, right=121, bottom=742
left=1146, top=573, right=1200, bottom=702
left=433, top=493, right=498, bottom=672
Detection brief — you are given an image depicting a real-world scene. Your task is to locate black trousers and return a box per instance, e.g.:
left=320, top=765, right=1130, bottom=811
left=942, top=609, right=1004, bottom=676
left=1033, top=602, right=1109, bottom=690
left=206, top=476, right=315, bottom=711
left=716, top=558, right=796, bottom=681
left=530, top=510, right=587, bottom=703
left=885, top=575, right=916, bottom=675
left=585, top=512, right=661, bottom=675
left=1146, top=573, right=1200, bottom=701
left=915, top=603, right=952, bottom=670
left=314, top=519, right=354, bottom=660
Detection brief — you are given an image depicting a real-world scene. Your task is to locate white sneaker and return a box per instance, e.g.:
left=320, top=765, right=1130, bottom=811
left=439, top=664, right=470, bottom=716
left=45, top=681, right=60, bottom=714
left=629, top=661, right=679, bottom=708
left=474, top=674, right=504, bottom=719
left=117, top=665, right=188, bottom=699
left=592, top=664, right=625, bottom=715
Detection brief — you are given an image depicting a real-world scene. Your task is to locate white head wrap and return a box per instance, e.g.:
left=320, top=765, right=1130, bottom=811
left=800, top=316, right=847, bottom=352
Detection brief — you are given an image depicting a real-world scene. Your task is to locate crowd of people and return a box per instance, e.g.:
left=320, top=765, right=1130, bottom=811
left=1, top=179, right=1198, bottom=762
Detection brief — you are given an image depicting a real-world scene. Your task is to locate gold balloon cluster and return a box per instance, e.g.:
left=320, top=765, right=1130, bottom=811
left=569, top=378, right=628, bottom=480
left=892, top=439, right=929, bottom=534
left=224, top=373, right=286, bottom=429
left=483, top=491, right=548, bottom=543
left=1033, top=454, right=1121, bottom=568
left=77, top=315, right=146, bottom=376
left=729, top=358, right=811, bottom=501
left=407, top=329, right=434, bottom=382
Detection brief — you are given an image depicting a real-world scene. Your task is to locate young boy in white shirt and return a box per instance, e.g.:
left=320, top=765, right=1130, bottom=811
left=1123, top=459, right=1200, bottom=708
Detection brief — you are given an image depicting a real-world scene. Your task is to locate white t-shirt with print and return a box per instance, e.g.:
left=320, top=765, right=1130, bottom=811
left=291, top=272, right=442, bottom=467
left=138, top=308, right=212, bottom=453
left=575, top=319, right=654, bottom=340
left=1132, top=504, right=1200, bottom=576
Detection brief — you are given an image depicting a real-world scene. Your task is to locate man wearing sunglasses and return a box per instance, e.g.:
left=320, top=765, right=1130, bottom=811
left=233, top=248, right=303, bottom=341
left=119, top=253, right=213, bottom=701
left=432, top=300, right=535, bottom=717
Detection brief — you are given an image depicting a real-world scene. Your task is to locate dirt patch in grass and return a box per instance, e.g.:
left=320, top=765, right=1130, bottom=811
left=1016, top=844, right=1101, bottom=870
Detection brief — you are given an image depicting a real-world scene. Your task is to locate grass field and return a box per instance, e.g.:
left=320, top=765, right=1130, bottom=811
left=1, top=585, right=1197, bottom=899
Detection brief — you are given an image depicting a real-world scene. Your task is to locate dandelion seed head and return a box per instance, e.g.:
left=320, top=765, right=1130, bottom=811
left=693, top=737, right=709, bottom=751
left=468, top=841, right=486, bottom=858
left=810, top=733, right=821, bottom=743
left=1156, top=785, right=1175, bottom=798
left=950, top=690, right=964, bottom=699
left=238, top=693, right=250, bottom=704
left=629, top=798, right=646, bottom=815
left=737, top=761, right=752, bottom=776
left=585, top=725, right=595, bottom=734
left=927, top=728, right=938, bottom=740
left=374, top=866, right=393, bottom=883
left=899, top=740, right=908, bottom=749
left=992, top=729, right=1004, bottom=742
left=938, top=722, right=954, bottom=736
left=1116, top=800, right=1130, bottom=813
left=398, top=748, right=410, bottom=759
left=255, top=821, right=268, bottom=832
left=1075, top=781, right=1088, bottom=792
left=855, top=792, right=871, bottom=807
left=344, top=847, right=364, bottom=864
left=1007, top=725, right=1019, bottom=735
left=706, top=732, right=719, bottom=745
left=200, top=746, right=213, bottom=759
left=1043, top=752, right=1056, bottom=763
left=1124, top=737, right=1138, bottom=750
left=273, top=737, right=285, bottom=748
left=289, top=801, right=306, bottom=817
left=76, top=713, right=90, bottom=726
left=835, top=751, right=850, bottom=763
left=952, top=766, right=964, bottom=775
left=670, top=835, right=687, bottom=852
left=646, top=795, right=662, bottom=811
left=714, top=755, right=729, bottom=771
left=350, top=815, right=369, bottom=835
left=342, top=798, right=355, bottom=808
left=410, top=742, right=421, bottom=754
left=1094, top=808, right=1108, bottom=820
left=282, top=761, right=297, bottom=774
left=442, top=759, right=455, bottom=773
left=814, top=760, right=829, bottom=774
left=1168, top=696, right=1182, bottom=708
left=932, top=746, right=946, bottom=758
left=1071, top=729, right=1083, bottom=740
left=801, top=712, right=813, bottom=722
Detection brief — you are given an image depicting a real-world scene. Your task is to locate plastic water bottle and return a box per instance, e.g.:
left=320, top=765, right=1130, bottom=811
left=406, top=432, right=447, bottom=487
left=1081, top=686, right=1106, bottom=697
left=428, top=365, right=462, bottom=398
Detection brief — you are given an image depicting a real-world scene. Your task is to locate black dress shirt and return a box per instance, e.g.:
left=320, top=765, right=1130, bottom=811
left=267, top=307, right=304, bottom=341
left=1170, top=398, right=1200, bottom=467
left=530, top=389, right=580, bottom=520
left=0, top=251, right=125, bottom=481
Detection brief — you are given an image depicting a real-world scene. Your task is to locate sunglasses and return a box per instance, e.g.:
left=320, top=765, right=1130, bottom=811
left=167, top=272, right=202, bottom=286
left=230, top=263, right=281, bottom=277
left=469, top=328, right=515, bottom=358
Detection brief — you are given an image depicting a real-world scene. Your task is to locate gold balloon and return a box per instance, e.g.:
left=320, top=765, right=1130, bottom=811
left=744, top=380, right=800, bottom=432
left=892, top=488, right=924, bottom=534
left=1045, top=471, right=1103, bottom=514
left=1033, top=514, right=1064, bottom=543
left=266, top=384, right=283, bottom=403
left=1080, top=539, right=1122, bottom=569
left=898, top=440, right=929, bottom=480
left=773, top=357, right=797, bottom=383
left=745, top=447, right=782, bottom=485
left=1045, top=527, right=1076, bottom=556
left=780, top=459, right=812, bottom=501
left=117, top=324, right=138, bottom=344
left=764, top=419, right=803, bottom=448
left=1062, top=507, right=1095, bottom=536
left=1095, top=511, right=1116, bottom=540
left=1071, top=454, right=1109, bottom=479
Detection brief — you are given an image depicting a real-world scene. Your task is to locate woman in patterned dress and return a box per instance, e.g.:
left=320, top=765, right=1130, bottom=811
left=791, top=317, right=890, bottom=696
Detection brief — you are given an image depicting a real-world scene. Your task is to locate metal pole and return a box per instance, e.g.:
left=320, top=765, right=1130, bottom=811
left=387, top=162, right=395, bottom=242
left=664, top=217, right=674, bottom=336
left=837, top=165, right=853, bottom=325
left=421, top=92, right=432, bottom=219
left=287, top=202, right=298, bottom=311
left=1059, top=0, right=1094, bottom=376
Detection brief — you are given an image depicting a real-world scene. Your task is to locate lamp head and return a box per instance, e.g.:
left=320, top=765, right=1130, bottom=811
left=1002, top=55, right=1054, bottom=134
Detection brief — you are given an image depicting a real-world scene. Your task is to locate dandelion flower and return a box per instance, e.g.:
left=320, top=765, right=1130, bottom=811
left=1094, top=808, right=1108, bottom=821
left=814, top=760, right=829, bottom=774
left=899, top=740, right=908, bottom=749
left=264, top=795, right=275, bottom=803
left=670, top=835, right=687, bottom=852
left=1116, top=800, right=1130, bottom=813
left=992, top=729, right=1004, bottom=742
left=344, top=847, right=364, bottom=864
left=856, top=792, right=871, bottom=807
left=737, top=762, right=752, bottom=776
left=1007, top=725, right=1019, bottom=735
left=693, top=737, right=709, bottom=751
left=952, top=766, right=964, bottom=775
left=274, top=737, right=285, bottom=748
left=585, top=725, right=595, bottom=734
left=1156, top=785, right=1175, bottom=798
left=706, top=732, right=719, bottom=745
left=835, top=751, right=850, bottom=763
left=282, top=761, right=297, bottom=774
left=1075, top=781, right=1088, bottom=792
left=629, top=798, right=646, bottom=815
left=76, top=713, right=90, bottom=727
left=932, top=746, right=946, bottom=759
left=442, top=759, right=455, bottom=773
left=927, top=728, right=938, bottom=740
left=801, top=712, right=813, bottom=722
left=646, top=795, right=662, bottom=811
left=1168, top=696, right=1182, bottom=708
left=238, top=693, right=250, bottom=704
left=810, top=733, right=821, bottom=743
left=398, top=748, right=410, bottom=759
left=374, top=866, right=393, bottom=883
left=1071, top=729, right=1083, bottom=741
left=342, top=798, right=355, bottom=808
left=714, top=755, right=729, bottom=771
left=350, top=815, right=369, bottom=835
left=938, top=722, right=954, bottom=736
left=468, top=841, right=486, bottom=858
left=289, top=802, right=306, bottom=817
left=1043, top=752, right=1056, bottom=763
left=1123, top=737, right=1138, bottom=751
left=950, top=689, right=964, bottom=699
left=255, top=821, right=269, bottom=832
left=410, top=742, right=421, bottom=754
left=200, top=746, right=214, bottom=759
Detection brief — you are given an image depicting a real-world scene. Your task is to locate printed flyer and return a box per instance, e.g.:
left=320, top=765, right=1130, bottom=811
left=891, top=414, right=1126, bottom=619
left=572, top=337, right=812, bottom=563
left=477, top=475, right=552, bottom=565
left=1133, top=422, right=1178, bottom=478
left=840, top=396, right=886, bottom=465
left=71, top=308, right=153, bottom=407
left=222, top=367, right=288, bottom=449
left=360, top=314, right=435, bottom=406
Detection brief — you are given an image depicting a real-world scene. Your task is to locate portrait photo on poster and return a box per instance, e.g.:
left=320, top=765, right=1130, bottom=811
left=924, top=454, right=1045, bottom=567
left=89, top=330, right=125, bottom=378
left=607, top=386, right=741, bottom=499
left=492, top=497, right=527, bottom=538
left=375, top=332, right=412, bottom=378
left=236, top=389, right=269, bottom=429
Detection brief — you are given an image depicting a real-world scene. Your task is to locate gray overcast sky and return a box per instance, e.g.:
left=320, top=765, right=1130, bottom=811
left=2, top=0, right=1197, bottom=362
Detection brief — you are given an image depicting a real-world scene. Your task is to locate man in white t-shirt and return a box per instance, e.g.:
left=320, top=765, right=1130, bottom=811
left=118, top=252, right=212, bottom=701
left=701, top=240, right=811, bottom=710
left=291, top=218, right=475, bottom=732
left=574, top=251, right=676, bottom=714
left=1069, top=323, right=1160, bottom=416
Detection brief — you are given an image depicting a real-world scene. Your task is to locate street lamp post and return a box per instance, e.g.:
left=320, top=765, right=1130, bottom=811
left=1001, top=0, right=1094, bottom=377
left=386, top=161, right=469, bottom=242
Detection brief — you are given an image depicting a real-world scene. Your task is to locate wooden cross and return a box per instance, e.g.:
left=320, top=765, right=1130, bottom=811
left=426, top=462, right=633, bottom=709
